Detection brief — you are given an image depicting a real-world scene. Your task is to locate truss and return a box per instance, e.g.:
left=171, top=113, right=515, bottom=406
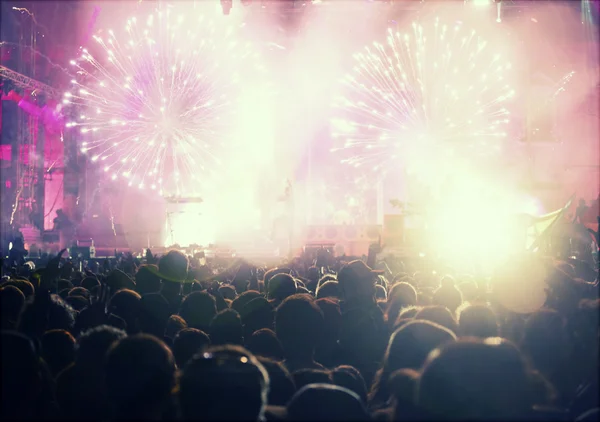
left=0, top=65, right=60, bottom=98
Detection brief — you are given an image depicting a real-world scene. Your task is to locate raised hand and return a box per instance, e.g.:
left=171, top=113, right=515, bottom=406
left=40, top=248, right=67, bottom=292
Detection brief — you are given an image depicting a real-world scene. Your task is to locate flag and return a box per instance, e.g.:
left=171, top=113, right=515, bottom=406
left=527, top=194, right=575, bottom=251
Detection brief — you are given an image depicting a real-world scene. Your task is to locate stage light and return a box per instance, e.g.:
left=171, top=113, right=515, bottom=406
left=470, top=0, right=491, bottom=6
left=221, top=0, right=233, bottom=15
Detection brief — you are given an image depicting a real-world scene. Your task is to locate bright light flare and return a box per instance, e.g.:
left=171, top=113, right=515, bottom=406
left=165, top=201, right=214, bottom=247
left=425, top=167, right=539, bottom=274
left=65, top=5, right=265, bottom=198
left=332, top=17, right=515, bottom=187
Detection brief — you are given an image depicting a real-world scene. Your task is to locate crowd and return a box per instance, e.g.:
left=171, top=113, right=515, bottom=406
left=1, top=239, right=598, bottom=421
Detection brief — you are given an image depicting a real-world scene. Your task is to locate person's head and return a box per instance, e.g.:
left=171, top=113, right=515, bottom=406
left=0, top=285, right=25, bottom=329
left=293, top=368, right=333, bottom=390
left=179, top=291, right=217, bottom=332
left=263, top=268, right=293, bottom=293
left=1, top=278, right=35, bottom=299
left=231, top=290, right=261, bottom=314
left=76, top=325, right=127, bottom=371
left=457, top=281, right=479, bottom=302
left=337, top=260, right=382, bottom=302
left=369, top=320, right=456, bottom=407
left=521, top=308, right=568, bottom=377
left=239, top=297, right=274, bottom=339
left=275, top=294, right=324, bottom=359
left=209, top=308, right=243, bottom=346
left=41, top=329, right=76, bottom=377
left=287, top=384, right=371, bottom=421
left=179, top=345, right=269, bottom=421
left=19, top=294, right=76, bottom=337
left=388, top=368, right=420, bottom=405
left=307, top=266, right=320, bottom=283
left=417, top=338, right=534, bottom=420
left=331, top=365, right=368, bottom=404
left=106, top=334, right=176, bottom=419
left=375, top=284, right=387, bottom=301
left=1, top=331, right=44, bottom=419
left=457, top=304, right=499, bottom=338
left=157, top=250, right=189, bottom=283
left=432, top=284, right=463, bottom=314
left=315, top=280, right=340, bottom=300
left=107, top=289, right=140, bottom=331
left=387, top=282, right=418, bottom=307
left=315, top=298, right=342, bottom=346
left=218, top=284, right=237, bottom=300
left=246, top=328, right=284, bottom=361
left=385, top=282, right=418, bottom=328
left=414, top=305, right=458, bottom=335
left=317, top=274, right=337, bottom=291
left=137, top=293, right=170, bottom=338
left=267, top=273, right=297, bottom=302
left=393, top=305, right=422, bottom=329
left=165, top=314, right=187, bottom=340
left=135, top=265, right=162, bottom=295
left=69, top=286, right=90, bottom=299
left=256, top=356, right=296, bottom=406
left=80, top=276, right=100, bottom=291
left=172, top=328, right=211, bottom=368
left=57, top=279, right=74, bottom=293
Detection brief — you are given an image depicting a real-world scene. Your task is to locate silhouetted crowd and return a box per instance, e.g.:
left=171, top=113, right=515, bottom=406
left=1, top=243, right=598, bottom=421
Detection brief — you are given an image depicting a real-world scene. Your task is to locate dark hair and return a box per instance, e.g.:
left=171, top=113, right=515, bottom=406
left=457, top=304, right=499, bottom=338
left=179, top=345, right=269, bottom=421
left=1, top=279, right=35, bottom=299
left=76, top=325, right=127, bottom=369
left=417, top=338, right=534, bottom=420
left=331, top=365, right=368, bottom=404
left=432, top=284, right=463, bottom=314
left=0, top=285, right=25, bottom=329
left=267, top=273, right=297, bottom=302
left=19, top=294, right=76, bottom=338
left=179, top=291, right=217, bottom=332
left=108, top=289, right=141, bottom=333
left=316, top=280, right=340, bottom=300
left=209, top=308, right=243, bottom=346
left=246, top=328, right=284, bottom=361
left=293, top=368, right=333, bottom=391
left=369, top=320, right=456, bottom=408
left=414, top=305, right=458, bottom=334
left=231, top=290, right=261, bottom=314
left=275, top=294, right=324, bottom=356
left=385, top=282, right=418, bottom=329
left=172, top=328, right=211, bottom=368
left=257, top=356, right=296, bottom=406
left=135, top=265, right=162, bottom=295
left=105, top=334, right=176, bottom=418
left=41, top=329, right=76, bottom=377
left=287, top=384, right=371, bottom=421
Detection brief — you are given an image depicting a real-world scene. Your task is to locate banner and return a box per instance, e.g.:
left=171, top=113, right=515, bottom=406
left=527, top=194, right=574, bottom=251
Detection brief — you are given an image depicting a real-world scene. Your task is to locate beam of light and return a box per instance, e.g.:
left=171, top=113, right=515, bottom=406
left=64, top=4, right=266, bottom=198
left=332, top=17, right=516, bottom=190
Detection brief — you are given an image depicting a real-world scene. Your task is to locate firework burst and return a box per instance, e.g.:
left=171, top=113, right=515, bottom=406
left=64, top=4, right=264, bottom=197
left=331, top=17, right=516, bottom=184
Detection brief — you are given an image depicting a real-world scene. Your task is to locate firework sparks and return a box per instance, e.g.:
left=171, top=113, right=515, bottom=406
left=64, top=5, right=264, bottom=197
left=331, top=18, right=516, bottom=184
